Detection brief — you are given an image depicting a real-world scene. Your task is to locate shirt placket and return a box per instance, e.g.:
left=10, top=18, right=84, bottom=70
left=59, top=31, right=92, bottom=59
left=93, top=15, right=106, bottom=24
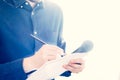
left=18, top=1, right=38, bottom=52
left=31, top=4, right=42, bottom=52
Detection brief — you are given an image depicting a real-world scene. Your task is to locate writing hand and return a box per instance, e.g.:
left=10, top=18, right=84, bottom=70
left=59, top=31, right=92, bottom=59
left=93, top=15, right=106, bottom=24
left=23, top=44, right=64, bottom=72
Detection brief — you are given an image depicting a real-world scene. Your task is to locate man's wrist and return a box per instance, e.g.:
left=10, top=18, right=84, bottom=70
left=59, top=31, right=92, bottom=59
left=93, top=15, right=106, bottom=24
left=23, top=56, right=36, bottom=73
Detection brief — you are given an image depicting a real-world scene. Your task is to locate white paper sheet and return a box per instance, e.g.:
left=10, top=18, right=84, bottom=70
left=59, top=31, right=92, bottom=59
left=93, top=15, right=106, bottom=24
left=27, top=53, right=87, bottom=80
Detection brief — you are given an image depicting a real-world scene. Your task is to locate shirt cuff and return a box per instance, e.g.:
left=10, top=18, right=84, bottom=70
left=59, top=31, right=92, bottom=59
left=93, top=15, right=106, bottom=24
left=6, top=59, right=27, bottom=80
left=60, top=71, right=71, bottom=77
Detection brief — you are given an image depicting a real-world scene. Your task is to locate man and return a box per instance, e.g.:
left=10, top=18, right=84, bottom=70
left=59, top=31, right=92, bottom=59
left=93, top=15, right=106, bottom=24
left=0, top=0, right=85, bottom=80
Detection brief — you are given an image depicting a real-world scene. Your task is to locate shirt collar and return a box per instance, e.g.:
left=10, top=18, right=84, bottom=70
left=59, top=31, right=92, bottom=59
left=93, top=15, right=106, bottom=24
left=4, top=0, right=44, bottom=8
left=12, top=0, right=25, bottom=7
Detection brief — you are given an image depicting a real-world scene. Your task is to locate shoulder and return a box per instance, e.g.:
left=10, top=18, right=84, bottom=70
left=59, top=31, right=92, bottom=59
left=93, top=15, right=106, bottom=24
left=44, top=0, right=63, bottom=16
left=0, top=0, right=4, bottom=8
left=0, top=0, right=5, bottom=19
left=44, top=1, right=61, bottom=10
left=0, top=0, right=9, bottom=11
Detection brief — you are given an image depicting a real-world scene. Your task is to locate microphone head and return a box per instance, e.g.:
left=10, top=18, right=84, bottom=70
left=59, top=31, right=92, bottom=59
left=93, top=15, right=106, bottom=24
left=72, top=40, right=94, bottom=53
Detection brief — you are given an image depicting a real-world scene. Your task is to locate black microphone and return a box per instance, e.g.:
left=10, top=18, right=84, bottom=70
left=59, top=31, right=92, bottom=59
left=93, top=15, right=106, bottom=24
left=72, top=40, right=94, bottom=53
left=71, top=40, right=93, bottom=65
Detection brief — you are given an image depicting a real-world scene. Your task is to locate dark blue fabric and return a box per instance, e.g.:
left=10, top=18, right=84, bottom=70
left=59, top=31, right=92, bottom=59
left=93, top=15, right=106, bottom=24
left=0, top=0, right=71, bottom=80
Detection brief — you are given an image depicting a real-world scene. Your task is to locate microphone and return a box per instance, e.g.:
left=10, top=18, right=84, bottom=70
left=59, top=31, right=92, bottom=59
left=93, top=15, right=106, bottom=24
left=72, top=40, right=94, bottom=53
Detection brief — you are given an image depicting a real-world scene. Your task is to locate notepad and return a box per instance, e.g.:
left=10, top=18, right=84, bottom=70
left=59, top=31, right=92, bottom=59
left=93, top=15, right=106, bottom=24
left=27, top=53, right=87, bottom=80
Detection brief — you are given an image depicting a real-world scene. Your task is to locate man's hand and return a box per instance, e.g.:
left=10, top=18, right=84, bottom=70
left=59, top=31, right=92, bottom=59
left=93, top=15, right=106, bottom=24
left=63, top=58, right=85, bottom=73
left=23, top=44, right=64, bottom=73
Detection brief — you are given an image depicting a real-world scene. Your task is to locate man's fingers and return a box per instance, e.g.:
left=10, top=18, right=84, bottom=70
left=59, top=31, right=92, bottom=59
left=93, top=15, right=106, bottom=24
left=69, top=58, right=85, bottom=64
left=43, top=44, right=63, bottom=52
left=63, top=58, right=85, bottom=73
left=63, top=64, right=85, bottom=73
left=46, top=56, right=56, bottom=61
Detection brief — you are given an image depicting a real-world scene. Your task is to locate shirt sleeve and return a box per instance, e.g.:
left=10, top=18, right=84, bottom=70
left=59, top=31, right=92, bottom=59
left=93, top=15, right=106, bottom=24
left=56, top=10, right=71, bottom=77
left=0, top=59, right=27, bottom=80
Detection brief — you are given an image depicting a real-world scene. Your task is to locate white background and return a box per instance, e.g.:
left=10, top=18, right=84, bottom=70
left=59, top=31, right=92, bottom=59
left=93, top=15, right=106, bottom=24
left=49, top=0, right=120, bottom=80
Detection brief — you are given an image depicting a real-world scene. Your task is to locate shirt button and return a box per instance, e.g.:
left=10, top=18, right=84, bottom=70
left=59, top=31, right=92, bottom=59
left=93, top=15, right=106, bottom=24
left=37, top=4, right=40, bottom=6
left=31, top=12, right=34, bottom=15
left=34, top=31, right=37, bottom=35
left=25, top=2, right=29, bottom=5
left=20, top=6, right=23, bottom=8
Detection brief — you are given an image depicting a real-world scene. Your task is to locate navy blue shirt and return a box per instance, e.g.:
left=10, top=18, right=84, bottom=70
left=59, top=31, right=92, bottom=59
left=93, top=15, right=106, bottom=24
left=0, top=0, right=71, bottom=80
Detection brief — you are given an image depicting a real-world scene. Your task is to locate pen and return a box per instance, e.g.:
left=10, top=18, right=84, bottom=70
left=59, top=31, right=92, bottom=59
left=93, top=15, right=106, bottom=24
left=30, top=34, right=47, bottom=44
left=30, top=34, right=65, bottom=57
